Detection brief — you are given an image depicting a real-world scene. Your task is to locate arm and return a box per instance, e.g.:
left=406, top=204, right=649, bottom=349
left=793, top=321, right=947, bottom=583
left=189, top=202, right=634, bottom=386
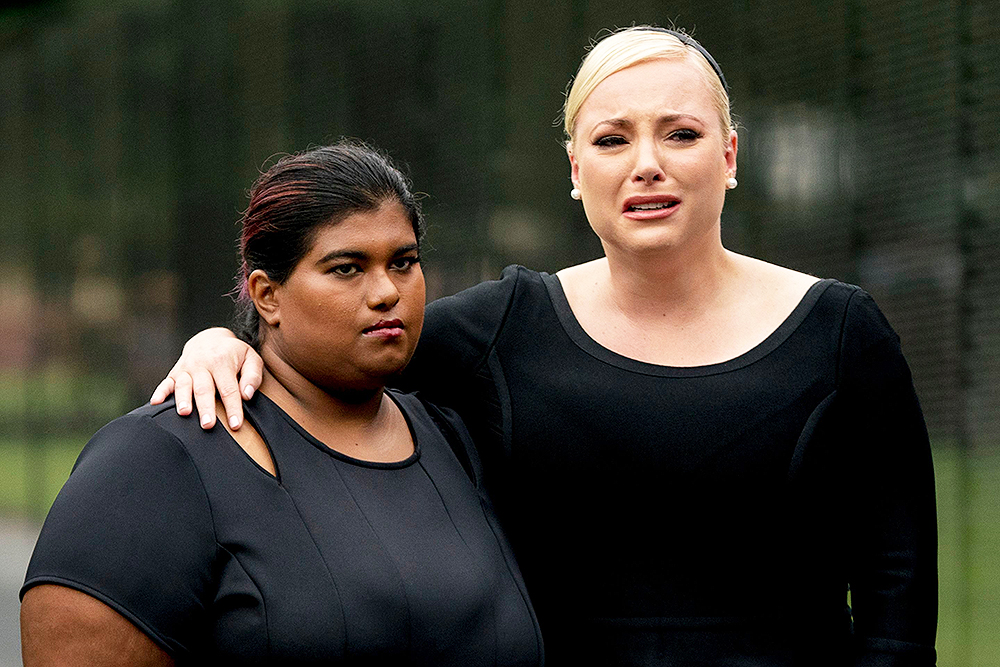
left=840, top=291, right=938, bottom=666
left=149, top=327, right=262, bottom=430
left=21, top=585, right=173, bottom=667
left=21, top=412, right=218, bottom=661
left=398, top=265, right=521, bottom=404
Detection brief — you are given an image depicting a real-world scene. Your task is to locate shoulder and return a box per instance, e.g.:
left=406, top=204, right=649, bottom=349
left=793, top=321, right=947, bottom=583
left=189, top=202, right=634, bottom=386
left=24, top=402, right=220, bottom=658
left=796, top=277, right=898, bottom=350
left=832, top=285, right=902, bottom=373
left=27, top=401, right=221, bottom=553
left=790, top=280, right=907, bottom=387
left=414, top=265, right=542, bottom=373
left=733, top=254, right=821, bottom=305
left=77, top=402, right=190, bottom=467
left=425, top=264, right=540, bottom=320
left=40, top=400, right=225, bottom=550
left=733, top=254, right=893, bottom=332
left=73, top=400, right=216, bottom=476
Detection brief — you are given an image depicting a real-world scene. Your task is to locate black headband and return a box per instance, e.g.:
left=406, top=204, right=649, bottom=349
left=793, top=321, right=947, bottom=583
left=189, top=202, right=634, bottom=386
left=645, top=28, right=730, bottom=99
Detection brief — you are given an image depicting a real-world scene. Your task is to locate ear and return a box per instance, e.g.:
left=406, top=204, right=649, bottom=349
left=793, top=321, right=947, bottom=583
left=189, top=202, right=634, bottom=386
left=247, top=269, right=281, bottom=327
left=566, top=142, right=581, bottom=189
left=725, top=129, right=738, bottom=176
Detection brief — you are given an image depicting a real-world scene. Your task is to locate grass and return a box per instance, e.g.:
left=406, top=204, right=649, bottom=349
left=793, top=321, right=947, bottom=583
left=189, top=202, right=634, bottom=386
left=935, top=447, right=1000, bottom=666
left=0, top=435, right=88, bottom=518
left=1, top=439, right=997, bottom=665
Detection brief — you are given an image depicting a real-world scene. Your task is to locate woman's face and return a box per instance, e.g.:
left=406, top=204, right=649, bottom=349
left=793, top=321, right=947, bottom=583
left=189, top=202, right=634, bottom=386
left=263, top=199, right=425, bottom=392
left=568, top=56, right=737, bottom=257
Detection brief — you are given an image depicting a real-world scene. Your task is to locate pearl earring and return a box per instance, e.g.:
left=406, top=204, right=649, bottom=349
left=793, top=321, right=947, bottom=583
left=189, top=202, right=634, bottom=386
left=570, top=188, right=582, bottom=200
left=726, top=177, right=738, bottom=190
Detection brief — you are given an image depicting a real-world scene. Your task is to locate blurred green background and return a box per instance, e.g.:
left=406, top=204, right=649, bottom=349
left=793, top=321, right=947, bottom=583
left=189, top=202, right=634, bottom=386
left=1, top=0, right=998, bottom=664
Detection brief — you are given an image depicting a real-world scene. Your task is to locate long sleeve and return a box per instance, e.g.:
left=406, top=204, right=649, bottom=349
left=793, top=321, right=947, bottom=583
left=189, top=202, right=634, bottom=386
left=838, top=290, right=938, bottom=666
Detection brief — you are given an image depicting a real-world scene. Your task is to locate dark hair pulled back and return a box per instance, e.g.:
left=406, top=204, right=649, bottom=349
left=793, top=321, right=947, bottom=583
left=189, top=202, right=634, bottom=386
left=234, top=140, right=424, bottom=348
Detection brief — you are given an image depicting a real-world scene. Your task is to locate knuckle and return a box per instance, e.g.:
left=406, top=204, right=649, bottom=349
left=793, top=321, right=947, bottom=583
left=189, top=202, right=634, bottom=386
left=217, top=384, right=239, bottom=399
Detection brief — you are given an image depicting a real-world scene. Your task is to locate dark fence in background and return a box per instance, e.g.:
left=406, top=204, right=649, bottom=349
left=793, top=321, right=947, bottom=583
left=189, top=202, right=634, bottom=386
left=1, top=0, right=997, bottom=664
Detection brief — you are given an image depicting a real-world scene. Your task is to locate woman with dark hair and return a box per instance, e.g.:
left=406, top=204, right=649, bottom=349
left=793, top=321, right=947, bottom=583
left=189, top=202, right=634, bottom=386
left=20, top=142, right=543, bottom=666
left=151, top=25, right=936, bottom=666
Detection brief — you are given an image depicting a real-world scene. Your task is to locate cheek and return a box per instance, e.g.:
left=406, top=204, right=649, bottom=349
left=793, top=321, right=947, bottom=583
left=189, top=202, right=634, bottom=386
left=402, top=272, right=427, bottom=336
left=280, top=283, right=355, bottom=341
left=578, top=159, right=624, bottom=192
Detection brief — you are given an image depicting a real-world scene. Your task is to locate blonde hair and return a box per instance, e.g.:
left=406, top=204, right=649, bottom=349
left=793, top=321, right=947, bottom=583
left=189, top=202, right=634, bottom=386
left=562, top=26, right=734, bottom=145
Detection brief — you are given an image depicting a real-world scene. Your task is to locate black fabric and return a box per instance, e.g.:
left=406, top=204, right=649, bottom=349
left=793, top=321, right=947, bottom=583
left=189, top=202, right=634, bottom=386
left=403, top=265, right=937, bottom=666
left=22, top=390, right=542, bottom=666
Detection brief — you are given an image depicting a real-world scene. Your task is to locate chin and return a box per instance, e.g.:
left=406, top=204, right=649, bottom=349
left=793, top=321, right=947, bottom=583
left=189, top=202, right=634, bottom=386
left=364, top=355, right=414, bottom=384
left=604, top=235, right=682, bottom=258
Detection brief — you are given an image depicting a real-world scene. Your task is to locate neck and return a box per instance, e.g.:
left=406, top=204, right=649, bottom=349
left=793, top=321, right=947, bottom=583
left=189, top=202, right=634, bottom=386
left=257, top=345, right=385, bottom=431
left=599, top=233, right=737, bottom=320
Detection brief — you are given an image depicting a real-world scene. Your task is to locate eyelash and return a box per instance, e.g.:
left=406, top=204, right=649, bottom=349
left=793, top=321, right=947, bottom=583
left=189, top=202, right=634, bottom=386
left=592, top=129, right=702, bottom=147
left=330, top=263, right=360, bottom=276
left=390, top=256, right=419, bottom=271
left=594, top=135, right=627, bottom=147
left=329, top=256, right=420, bottom=276
left=670, top=129, right=701, bottom=142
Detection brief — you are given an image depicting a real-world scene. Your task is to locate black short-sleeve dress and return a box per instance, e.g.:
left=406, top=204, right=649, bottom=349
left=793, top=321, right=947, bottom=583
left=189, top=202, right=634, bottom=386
left=22, top=390, right=542, bottom=666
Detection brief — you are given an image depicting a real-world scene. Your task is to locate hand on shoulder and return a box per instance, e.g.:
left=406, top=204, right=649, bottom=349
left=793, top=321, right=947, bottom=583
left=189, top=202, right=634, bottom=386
left=149, top=328, right=263, bottom=432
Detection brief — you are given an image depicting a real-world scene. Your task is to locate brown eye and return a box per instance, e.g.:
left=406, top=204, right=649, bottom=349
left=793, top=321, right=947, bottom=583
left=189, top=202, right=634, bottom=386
left=331, top=264, right=361, bottom=276
left=390, top=256, right=419, bottom=271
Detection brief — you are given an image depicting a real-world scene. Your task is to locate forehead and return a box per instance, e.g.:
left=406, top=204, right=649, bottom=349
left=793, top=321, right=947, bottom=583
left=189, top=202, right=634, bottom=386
left=307, top=200, right=415, bottom=252
left=576, top=57, right=716, bottom=130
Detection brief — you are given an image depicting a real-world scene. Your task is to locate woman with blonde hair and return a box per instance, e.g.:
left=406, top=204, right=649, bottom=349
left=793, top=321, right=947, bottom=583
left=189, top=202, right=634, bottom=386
left=149, top=26, right=937, bottom=665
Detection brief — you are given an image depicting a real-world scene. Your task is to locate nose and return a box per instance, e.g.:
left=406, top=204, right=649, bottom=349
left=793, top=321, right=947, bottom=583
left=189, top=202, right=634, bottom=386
left=631, top=136, right=666, bottom=184
left=367, top=270, right=400, bottom=311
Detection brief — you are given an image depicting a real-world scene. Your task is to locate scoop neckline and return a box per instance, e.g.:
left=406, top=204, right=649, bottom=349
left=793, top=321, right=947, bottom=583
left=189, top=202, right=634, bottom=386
left=540, top=272, right=836, bottom=378
left=247, top=390, right=422, bottom=470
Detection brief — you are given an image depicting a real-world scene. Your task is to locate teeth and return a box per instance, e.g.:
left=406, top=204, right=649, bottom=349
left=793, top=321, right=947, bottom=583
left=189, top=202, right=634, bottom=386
left=629, top=202, right=675, bottom=211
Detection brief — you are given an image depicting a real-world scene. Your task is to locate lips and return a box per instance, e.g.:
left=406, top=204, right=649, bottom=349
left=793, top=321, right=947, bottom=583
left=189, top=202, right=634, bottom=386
left=622, top=194, right=681, bottom=213
left=363, top=319, right=404, bottom=335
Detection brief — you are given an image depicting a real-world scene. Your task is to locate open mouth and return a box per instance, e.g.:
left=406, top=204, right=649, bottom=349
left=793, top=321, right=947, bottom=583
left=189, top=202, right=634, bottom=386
left=626, top=201, right=679, bottom=212
left=622, top=195, right=681, bottom=213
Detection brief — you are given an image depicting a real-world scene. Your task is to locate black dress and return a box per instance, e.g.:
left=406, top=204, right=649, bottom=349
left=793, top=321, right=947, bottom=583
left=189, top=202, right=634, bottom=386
left=22, top=390, right=543, bottom=666
left=403, top=266, right=937, bottom=666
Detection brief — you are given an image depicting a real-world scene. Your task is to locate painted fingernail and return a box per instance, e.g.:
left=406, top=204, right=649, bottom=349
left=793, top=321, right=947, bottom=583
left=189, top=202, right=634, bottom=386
left=243, top=385, right=254, bottom=399
left=178, top=403, right=190, bottom=413
left=229, top=416, right=240, bottom=429
left=201, top=414, right=213, bottom=427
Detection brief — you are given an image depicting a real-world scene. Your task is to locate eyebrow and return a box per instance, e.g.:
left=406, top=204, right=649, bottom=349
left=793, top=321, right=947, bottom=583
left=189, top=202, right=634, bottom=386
left=315, top=243, right=419, bottom=266
left=593, top=113, right=703, bottom=130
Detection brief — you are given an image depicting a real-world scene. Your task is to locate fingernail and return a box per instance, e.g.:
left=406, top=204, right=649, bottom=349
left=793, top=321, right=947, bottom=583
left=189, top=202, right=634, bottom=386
left=178, top=403, right=189, bottom=413
left=229, top=416, right=240, bottom=429
left=243, top=385, right=254, bottom=399
left=201, top=414, right=213, bottom=427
